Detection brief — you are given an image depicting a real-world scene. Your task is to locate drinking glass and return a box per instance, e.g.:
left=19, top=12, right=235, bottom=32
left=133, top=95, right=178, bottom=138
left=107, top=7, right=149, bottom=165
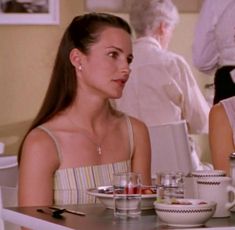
left=113, top=172, right=141, bottom=218
left=155, top=171, right=185, bottom=200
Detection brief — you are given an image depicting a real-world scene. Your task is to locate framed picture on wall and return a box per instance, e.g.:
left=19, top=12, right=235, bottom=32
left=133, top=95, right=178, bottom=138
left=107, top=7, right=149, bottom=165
left=0, top=0, right=59, bottom=25
left=85, top=0, right=203, bottom=13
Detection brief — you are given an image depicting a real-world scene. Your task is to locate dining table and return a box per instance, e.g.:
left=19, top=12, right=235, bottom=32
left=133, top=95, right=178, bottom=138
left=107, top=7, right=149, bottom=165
left=2, top=203, right=235, bottom=230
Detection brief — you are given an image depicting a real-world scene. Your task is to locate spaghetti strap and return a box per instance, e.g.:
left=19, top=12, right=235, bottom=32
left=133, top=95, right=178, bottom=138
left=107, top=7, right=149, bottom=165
left=125, top=115, right=134, bottom=159
left=37, top=126, right=62, bottom=162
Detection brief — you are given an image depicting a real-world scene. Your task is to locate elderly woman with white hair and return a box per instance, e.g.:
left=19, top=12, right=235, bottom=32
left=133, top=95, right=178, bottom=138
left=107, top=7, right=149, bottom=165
left=116, top=0, right=212, bottom=170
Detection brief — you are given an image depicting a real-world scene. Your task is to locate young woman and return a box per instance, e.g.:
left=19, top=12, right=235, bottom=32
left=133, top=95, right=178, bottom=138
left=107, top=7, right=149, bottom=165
left=18, top=13, right=151, bottom=207
left=209, top=96, right=235, bottom=174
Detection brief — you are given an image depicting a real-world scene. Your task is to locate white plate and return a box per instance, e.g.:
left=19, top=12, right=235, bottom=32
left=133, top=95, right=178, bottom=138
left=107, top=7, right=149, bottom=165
left=87, top=186, right=156, bottom=210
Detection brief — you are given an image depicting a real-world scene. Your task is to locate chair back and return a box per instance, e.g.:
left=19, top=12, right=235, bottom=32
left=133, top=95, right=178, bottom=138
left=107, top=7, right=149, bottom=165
left=0, top=156, right=19, bottom=229
left=0, top=186, right=19, bottom=230
left=0, top=156, right=18, bottom=187
left=0, top=120, right=31, bottom=155
left=148, top=120, right=192, bottom=179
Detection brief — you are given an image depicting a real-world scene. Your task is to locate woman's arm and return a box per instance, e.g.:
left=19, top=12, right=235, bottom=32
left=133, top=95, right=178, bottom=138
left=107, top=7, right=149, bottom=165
left=129, top=117, right=152, bottom=185
left=18, top=128, right=60, bottom=206
left=209, top=103, right=234, bottom=175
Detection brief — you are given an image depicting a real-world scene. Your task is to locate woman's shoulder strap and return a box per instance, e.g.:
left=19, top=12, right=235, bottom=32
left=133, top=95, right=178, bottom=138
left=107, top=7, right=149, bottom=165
left=37, top=125, right=62, bottom=162
left=124, top=115, right=134, bottom=159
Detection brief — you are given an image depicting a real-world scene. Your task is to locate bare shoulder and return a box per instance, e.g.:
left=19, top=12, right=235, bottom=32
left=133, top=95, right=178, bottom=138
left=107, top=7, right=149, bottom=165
left=114, top=110, right=148, bottom=132
left=23, top=128, right=56, bottom=151
left=20, top=127, right=60, bottom=169
left=209, top=103, right=231, bottom=133
left=209, top=103, right=226, bottom=122
left=127, top=116, right=149, bottom=135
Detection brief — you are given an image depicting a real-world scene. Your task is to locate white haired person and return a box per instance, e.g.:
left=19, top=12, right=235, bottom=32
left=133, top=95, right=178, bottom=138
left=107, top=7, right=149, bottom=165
left=116, top=0, right=212, bottom=170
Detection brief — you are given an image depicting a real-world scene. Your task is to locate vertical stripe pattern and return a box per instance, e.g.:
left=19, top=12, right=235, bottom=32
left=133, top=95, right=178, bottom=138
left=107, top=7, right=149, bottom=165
left=54, top=160, right=130, bottom=205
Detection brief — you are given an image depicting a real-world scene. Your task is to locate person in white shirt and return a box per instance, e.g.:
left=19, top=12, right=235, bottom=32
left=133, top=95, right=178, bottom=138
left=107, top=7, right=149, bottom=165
left=115, top=0, right=211, bottom=170
left=116, top=0, right=209, bottom=134
left=192, top=0, right=235, bottom=104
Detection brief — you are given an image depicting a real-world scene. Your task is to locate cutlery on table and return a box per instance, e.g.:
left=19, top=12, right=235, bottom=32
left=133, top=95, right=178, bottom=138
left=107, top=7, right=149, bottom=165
left=37, top=208, right=65, bottom=219
left=49, top=206, right=86, bottom=216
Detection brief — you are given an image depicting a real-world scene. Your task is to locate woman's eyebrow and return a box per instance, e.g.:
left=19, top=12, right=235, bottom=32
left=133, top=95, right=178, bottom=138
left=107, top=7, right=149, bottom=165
left=106, top=46, right=123, bottom=52
left=106, top=46, right=133, bottom=57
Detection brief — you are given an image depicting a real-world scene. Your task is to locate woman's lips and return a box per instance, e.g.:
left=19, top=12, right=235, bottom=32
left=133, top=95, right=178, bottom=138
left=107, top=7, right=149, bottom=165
left=113, top=79, right=127, bottom=87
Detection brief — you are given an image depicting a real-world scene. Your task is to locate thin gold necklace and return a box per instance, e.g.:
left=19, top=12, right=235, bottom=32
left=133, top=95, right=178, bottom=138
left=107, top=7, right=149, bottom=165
left=67, top=116, right=106, bottom=155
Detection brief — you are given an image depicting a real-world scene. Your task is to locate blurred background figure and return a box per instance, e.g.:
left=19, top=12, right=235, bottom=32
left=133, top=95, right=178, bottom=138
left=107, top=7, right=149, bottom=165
left=115, top=0, right=211, bottom=170
left=192, top=0, right=235, bottom=105
left=209, top=96, right=235, bottom=175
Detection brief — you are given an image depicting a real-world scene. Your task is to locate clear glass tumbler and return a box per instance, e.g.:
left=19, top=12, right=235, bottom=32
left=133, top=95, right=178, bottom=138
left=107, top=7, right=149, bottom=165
left=113, top=172, right=141, bottom=218
left=155, top=171, right=185, bottom=201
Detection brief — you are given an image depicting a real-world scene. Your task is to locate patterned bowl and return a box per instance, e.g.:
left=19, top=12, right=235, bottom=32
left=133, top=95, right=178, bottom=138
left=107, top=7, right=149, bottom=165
left=154, top=198, right=216, bottom=227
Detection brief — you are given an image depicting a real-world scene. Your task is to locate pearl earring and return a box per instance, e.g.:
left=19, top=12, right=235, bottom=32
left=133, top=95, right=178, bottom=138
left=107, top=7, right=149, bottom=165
left=78, top=65, right=82, bottom=71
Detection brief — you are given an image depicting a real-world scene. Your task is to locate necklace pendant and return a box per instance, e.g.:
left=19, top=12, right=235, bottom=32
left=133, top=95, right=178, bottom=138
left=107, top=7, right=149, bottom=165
left=97, top=146, right=102, bottom=155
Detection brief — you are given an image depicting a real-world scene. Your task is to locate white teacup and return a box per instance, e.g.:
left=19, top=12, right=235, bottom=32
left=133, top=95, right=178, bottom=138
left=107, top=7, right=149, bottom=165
left=197, top=176, right=235, bottom=218
left=190, top=170, right=226, bottom=198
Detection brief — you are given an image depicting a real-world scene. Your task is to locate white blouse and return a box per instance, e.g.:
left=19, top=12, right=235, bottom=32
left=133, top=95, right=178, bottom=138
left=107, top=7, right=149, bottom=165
left=192, top=0, right=235, bottom=74
left=116, top=36, right=209, bottom=135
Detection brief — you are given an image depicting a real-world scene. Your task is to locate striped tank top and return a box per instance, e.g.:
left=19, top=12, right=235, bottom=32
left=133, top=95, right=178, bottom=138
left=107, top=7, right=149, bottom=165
left=38, top=115, right=134, bottom=205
